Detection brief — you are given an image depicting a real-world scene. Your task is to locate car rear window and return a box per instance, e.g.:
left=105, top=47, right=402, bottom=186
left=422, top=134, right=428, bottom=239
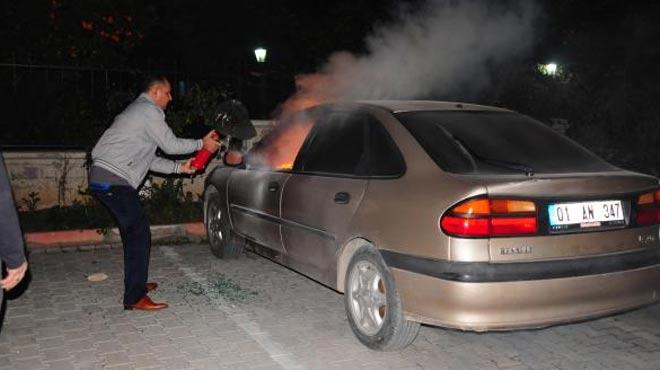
left=395, top=111, right=617, bottom=175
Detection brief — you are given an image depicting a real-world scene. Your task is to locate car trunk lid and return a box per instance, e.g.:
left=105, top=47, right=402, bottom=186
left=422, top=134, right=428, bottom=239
left=481, top=170, right=660, bottom=262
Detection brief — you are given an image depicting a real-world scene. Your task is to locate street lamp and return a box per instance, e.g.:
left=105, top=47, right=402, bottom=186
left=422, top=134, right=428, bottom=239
left=539, top=62, right=559, bottom=77
left=253, top=47, right=268, bottom=117
left=254, top=47, right=267, bottom=63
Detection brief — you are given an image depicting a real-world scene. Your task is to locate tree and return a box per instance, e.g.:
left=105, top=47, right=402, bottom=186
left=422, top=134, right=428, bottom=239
left=487, top=0, right=660, bottom=176
left=2, top=0, right=160, bottom=67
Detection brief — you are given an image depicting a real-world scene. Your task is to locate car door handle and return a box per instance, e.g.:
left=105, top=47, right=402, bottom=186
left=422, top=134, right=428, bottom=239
left=334, top=192, right=350, bottom=204
left=268, top=182, right=279, bottom=192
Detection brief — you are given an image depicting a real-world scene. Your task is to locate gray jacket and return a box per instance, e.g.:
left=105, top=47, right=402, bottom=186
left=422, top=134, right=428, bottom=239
left=91, top=93, right=202, bottom=189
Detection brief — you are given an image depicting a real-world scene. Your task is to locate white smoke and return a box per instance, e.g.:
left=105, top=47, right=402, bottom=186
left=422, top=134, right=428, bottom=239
left=289, top=0, right=538, bottom=104
left=265, top=0, right=539, bottom=169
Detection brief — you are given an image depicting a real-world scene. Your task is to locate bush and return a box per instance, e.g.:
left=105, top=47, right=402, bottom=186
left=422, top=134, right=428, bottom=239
left=18, top=178, right=203, bottom=233
left=141, top=177, right=203, bottom=226
left=19, top=201, right=115, bottom=233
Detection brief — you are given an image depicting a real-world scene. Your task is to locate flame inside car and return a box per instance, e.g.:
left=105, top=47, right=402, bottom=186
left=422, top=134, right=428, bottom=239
left=250, top=119, right=314, bottom=170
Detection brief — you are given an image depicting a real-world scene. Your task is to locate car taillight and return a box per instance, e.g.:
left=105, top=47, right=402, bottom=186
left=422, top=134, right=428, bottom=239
left=440, top=197, right=538, bottom=238
left=636, top=189, right=660, bottom=226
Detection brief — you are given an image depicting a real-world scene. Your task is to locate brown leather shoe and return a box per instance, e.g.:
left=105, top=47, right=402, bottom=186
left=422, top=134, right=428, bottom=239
left=146, top=282, right=158, bottom=292
left=124, top=296, right=168, bottom=311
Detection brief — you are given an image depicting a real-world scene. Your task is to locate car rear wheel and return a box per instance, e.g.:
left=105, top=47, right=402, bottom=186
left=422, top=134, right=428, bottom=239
left=205, top=187, right=243, bottom=259
left=344, top=246, right=420, bottom=351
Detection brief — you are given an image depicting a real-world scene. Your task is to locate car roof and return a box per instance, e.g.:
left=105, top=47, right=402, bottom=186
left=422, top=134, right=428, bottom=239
left=355, top=100, right=513, bottom=113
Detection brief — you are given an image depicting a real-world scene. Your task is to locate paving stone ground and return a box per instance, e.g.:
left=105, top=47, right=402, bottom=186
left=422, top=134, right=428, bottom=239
left=1, top=243, right=659, bottom=370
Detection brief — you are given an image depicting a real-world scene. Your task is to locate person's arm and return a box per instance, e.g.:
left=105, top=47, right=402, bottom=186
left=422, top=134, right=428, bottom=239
left=0, top=155, right=28, bottom=290
left=149, top=157, right=177, bottom=174
left=143, top=107, right=202, bottom=155
left=149, top=157, right=196, bottom=175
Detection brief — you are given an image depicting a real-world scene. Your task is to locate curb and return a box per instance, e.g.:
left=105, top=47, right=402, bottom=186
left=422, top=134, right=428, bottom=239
left=25, top=222, right=206, bottom=249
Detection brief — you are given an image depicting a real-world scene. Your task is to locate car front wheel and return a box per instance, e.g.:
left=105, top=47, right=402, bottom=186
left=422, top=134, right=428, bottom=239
left=344, top=246, right=420, bottom=351
left=205, top=187, right=243, bottom=259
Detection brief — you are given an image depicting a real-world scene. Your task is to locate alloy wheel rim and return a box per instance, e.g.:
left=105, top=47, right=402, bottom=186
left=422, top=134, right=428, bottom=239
left=348, top=260, right=387, bottom=336
left=207, top=203, right=224, bottom=245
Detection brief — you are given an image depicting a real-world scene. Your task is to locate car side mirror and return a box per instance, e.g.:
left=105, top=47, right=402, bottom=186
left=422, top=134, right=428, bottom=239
left=223, top=150, right=243, bottom=167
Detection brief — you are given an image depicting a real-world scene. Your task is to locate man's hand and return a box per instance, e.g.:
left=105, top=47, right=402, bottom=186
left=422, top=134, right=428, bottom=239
left=1, top=261, right=28, bottom=291
left=178, top=158, right=197, bottom=174
left=202, top=130, right=221, bottom=152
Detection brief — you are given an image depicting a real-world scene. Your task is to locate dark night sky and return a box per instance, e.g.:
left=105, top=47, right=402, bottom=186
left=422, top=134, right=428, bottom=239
left=131, top=0, right=414, bottom=73
left=3, top=0, right=659, bottom=77
left=123, top=0, right=660, bottom=72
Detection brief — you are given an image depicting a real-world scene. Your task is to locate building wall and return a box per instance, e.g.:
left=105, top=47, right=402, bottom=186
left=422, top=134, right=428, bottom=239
left=2, top=120, right=273, bottom=210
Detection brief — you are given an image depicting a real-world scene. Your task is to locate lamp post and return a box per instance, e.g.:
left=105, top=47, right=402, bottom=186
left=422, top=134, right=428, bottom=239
left=254, top=47, right=267, bottom=117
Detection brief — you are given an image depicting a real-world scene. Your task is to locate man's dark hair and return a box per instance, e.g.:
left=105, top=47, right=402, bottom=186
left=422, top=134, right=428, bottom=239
left=142, top=75, right=169, bottom=92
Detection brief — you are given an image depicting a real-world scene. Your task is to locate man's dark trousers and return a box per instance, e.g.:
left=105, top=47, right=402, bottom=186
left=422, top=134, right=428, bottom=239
left=91, top=185, right=150, bottom=305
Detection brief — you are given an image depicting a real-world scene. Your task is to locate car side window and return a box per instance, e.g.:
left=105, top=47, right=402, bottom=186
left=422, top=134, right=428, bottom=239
left=299, top=113, right=368, bottom=176
left=367, top=120, right=405, bottom=177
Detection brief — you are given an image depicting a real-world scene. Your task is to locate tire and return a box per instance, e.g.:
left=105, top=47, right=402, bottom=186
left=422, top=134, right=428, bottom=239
left=205, top=187, right=244, bottom=259
left=344, top=246, right=420, bottom=351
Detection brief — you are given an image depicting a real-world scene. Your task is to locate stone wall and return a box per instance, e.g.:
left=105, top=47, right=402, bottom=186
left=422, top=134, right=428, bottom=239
left=3, top=120, right=273, bottom=210
left=3, top=151, right=88, bottom=210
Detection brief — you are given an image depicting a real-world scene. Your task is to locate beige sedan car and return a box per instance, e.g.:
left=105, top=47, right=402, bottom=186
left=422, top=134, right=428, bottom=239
left=204, top=101, right=660, bottom=350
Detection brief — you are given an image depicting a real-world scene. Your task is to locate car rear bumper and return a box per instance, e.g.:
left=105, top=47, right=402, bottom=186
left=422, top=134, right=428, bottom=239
left=387, top=249, right=660, bottom=331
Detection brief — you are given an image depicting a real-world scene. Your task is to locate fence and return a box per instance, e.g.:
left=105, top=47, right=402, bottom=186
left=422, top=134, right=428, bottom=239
left=0, top=62, right=222, bottom=101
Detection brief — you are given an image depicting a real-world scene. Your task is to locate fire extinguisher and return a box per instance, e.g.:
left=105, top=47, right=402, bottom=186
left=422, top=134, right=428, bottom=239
left=190, top=130, right=220, bottom=170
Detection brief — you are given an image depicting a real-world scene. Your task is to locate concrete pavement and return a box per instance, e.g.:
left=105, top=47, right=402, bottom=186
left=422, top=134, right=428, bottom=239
left=1, top=243, right=659, bottom=370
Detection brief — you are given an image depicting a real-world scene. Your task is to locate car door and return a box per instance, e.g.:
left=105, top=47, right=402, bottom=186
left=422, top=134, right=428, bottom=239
left=280, top=111, right=371, bottom=285
left=227, top=112, right=316, bottom=254
left=227, top=168, right=289, bottom=253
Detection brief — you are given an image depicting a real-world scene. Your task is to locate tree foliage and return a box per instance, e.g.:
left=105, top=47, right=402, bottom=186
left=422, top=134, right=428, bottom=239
left=167, top=83, right=233, bottom=137
left=485, top=0, right=660, bottom=176
left=3, top=0, right=156, bottom=66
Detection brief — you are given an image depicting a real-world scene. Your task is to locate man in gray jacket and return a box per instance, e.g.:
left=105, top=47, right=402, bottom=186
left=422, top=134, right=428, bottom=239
left=89, top=75, right=219, bottom=311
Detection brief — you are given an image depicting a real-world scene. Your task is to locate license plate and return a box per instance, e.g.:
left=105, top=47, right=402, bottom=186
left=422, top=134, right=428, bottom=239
left=548, top=200, right=626, bottom=232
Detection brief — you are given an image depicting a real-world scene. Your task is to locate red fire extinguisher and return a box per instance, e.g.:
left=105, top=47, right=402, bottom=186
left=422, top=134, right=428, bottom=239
left=190, top=130, right=220, bottom=170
